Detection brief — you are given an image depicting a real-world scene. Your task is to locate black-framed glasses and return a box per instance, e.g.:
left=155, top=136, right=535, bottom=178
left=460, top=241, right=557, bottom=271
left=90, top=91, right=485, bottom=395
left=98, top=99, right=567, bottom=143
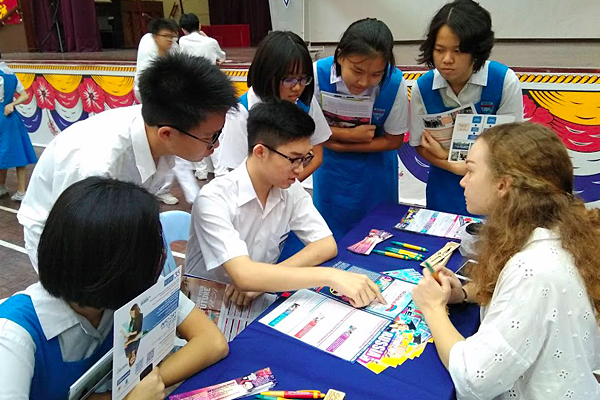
left=260, top=143, right=314, bottom=169
left=158, top=125, right=222, bottom=150
left=281, top=76, right=313, bottom=88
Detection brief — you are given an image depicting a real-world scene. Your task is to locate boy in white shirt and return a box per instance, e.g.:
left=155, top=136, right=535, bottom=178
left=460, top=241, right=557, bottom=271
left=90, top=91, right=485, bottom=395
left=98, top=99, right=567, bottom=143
left=18, top=53, right=238, bottom=272
left=179, top=13, right=226, bottom=65
left=186, top=100, right=385, bottom=308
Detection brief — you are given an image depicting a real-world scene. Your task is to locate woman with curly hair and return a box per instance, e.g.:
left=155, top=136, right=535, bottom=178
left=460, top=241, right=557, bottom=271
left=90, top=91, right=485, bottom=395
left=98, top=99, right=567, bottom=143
left=412, top=122, right=600, bottom=400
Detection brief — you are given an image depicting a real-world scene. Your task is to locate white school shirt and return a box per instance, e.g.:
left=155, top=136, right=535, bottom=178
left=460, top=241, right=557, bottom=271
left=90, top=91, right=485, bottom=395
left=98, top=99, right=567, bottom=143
left=212, top=87, right=332, bottom=177
left=0, top=282, right=194, bottom=400
left=17, top=105, right=175, bottom=271
left=134, top=33, right=179, bottom=94
left=178, top=32, right=226, bottom=64
left=185, top=161, right=332, bottom=281
left=0, top=62, right=25, bottom=103
left=409, top=61, right=523, bottom=146
left=448, top=228, right=600, bottom=400
left=312, top=61, right=410, bottom=136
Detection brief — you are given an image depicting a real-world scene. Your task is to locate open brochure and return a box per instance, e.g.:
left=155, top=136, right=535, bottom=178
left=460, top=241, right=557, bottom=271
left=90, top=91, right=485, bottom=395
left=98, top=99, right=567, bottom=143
left=448, top=113, right=516, bottom=162
left=419, top=103, right=476, bottom=149
left=184, top=276, right=277, bottom=342
left=320, top=91, right=373, bottom=128
left=170, top=367, right=277, bottom=400
left=394, top=207, right=482, bottom=239
left=112, top=268, right=181, bottom=400
left=260, top=261, right=417, bottom=362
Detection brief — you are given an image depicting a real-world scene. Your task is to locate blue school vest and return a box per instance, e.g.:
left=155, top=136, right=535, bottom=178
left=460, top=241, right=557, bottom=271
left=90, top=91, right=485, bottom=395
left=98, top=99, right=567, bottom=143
left=312, top=56, right=403, bottom=239
left=0, top=294, right=113, bottom=400
left=417, top=61, right=509, bottom=216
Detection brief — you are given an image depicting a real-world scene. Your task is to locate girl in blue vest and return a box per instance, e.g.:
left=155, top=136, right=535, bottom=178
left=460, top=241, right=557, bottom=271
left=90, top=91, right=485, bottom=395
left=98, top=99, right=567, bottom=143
left=409, top=0, right=523, bottom=215
left=0, top=60, right=37, bottom=202
left=313, top=18, right=409, bottom=240
left=214, top=30, right=331, bottom=179
left=0, top=177, right=228, bottom=400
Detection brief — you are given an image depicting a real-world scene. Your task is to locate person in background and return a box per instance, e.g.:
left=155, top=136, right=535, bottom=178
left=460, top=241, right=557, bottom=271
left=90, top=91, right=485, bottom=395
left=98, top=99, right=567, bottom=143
left=0, top=57, right=37, bottom=202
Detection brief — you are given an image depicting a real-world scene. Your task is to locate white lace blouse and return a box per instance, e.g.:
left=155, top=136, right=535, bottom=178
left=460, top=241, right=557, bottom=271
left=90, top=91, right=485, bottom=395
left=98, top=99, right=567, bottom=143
left=449, top=228, right=600, bottom=400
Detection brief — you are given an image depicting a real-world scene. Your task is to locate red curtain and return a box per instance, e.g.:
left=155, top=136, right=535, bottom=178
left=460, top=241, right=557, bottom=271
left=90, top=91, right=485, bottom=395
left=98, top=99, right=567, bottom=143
left=208, top=0, right=272, bottom=46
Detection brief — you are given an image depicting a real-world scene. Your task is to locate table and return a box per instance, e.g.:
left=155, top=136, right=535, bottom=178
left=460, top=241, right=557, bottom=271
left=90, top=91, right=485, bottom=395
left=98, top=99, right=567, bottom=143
left=172, top=203, right=481, bottom=400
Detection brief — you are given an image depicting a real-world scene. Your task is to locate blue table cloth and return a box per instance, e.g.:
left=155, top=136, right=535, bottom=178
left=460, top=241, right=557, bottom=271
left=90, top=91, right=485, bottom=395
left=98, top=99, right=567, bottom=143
left=172, top=203, right=480, bottom=400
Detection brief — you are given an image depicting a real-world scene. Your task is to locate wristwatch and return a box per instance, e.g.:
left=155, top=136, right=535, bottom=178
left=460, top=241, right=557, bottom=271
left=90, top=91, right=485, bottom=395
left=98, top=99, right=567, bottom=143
left=460, top=286, right=469, bottom=304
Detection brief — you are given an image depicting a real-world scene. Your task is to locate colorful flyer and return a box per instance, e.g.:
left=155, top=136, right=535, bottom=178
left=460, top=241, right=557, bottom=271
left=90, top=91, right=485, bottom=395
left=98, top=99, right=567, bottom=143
left=383, top=268, right=424, bottom=284
left=395, top=207, right=482, bottom=239
left=448, top=113, right=515, bottom=162
left=313, top=261, right=416, bottom=320
left=169, top=367, right=277, bottom=400
left=112, top=267, right=181, bottom=400
left=259, top=290, right=389, bottom=362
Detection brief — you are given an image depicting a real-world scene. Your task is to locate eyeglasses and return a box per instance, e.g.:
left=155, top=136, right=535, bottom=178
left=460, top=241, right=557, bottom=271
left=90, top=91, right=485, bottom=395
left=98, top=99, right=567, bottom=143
left=281, top=76, right=313, bottom=88
left=260, top=144, right=314, bottom=169
left=157, top=125, right=222, bottom=150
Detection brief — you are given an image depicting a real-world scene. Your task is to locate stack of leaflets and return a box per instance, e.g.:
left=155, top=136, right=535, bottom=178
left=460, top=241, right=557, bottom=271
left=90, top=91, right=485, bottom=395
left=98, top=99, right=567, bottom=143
left=184, top=277, right=277, bottom=342
left=170, top=367, right=277, bottom=400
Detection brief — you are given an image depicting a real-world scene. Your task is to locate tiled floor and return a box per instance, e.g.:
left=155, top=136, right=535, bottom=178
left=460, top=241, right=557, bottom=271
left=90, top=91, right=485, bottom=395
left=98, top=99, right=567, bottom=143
left=0, top=146, right=200, bottom=299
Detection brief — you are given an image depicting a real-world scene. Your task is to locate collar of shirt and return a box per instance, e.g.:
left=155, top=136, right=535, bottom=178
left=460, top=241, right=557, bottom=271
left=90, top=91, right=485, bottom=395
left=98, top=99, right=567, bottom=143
left=234, top=160, right=284, bottom=211
left=26, top=283, right=112, bottom=341
left=523, top=227, right=560, bottom=248
left=130, top=111, right=159, bottom=184
left=432, top=60, right=489, bottom=91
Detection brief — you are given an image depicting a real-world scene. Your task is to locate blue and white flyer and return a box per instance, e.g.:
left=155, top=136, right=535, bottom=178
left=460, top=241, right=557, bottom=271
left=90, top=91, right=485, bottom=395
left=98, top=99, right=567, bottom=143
left=112, top=267, right=181, bottom=400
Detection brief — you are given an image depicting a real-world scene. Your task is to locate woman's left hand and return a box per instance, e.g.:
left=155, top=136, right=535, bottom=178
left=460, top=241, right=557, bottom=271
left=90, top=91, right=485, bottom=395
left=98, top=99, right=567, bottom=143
left=421, top=130, right=449, bottom=160
left=412, top=268, right=451, bottom=314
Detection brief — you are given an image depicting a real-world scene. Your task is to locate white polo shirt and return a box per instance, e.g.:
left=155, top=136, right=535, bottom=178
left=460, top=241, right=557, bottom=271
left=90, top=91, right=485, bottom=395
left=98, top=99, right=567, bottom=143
left=185, top=161, right=333, bottom=281
left=312, top=61, right=410, bottom=136
left=409, top=61, right=523, bottom=146
left=134, top=33, right=179, bottom=97
left=179, top=32, right=226, bottom=64
left=212, top=87, right=332, bottom=177
left=17, top=105, right=175, bottom=271
left=0, top=283, right=194, bottom=399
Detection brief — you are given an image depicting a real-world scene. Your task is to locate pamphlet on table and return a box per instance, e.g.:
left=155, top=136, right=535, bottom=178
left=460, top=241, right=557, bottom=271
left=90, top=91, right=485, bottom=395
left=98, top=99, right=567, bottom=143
left=395, top=207, right=482, bottom=239
left=112, top=267, right=181, bottom=400
left=184, top=276, right=277, bottom=342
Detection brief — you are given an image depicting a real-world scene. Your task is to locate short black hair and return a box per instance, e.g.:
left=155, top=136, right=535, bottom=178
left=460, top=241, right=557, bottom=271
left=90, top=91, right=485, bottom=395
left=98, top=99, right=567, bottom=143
left=246, top=100, right=315, bottom=153
left=418, top=0, right=494, bottom=73
left=334, top=18, right=396, bottom=86
left=247, top=31, right=314, bottom=106
left=140, top=53, right=238, bottom=131
left=179, top=13, right=200, bottom=33
left=148, top=18, right=179, bottom=35
left=38, top=177, right=166, bottom=310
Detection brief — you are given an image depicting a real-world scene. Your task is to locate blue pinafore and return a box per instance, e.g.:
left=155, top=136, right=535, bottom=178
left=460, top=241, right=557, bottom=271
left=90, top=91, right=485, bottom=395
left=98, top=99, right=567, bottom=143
left=417, top=61, right=509, bottom=215
left=0, top=71, right=37, bottom=169
left=0, top=294, right=113, bottom=400
left=313, top=56, right=403, bottom=240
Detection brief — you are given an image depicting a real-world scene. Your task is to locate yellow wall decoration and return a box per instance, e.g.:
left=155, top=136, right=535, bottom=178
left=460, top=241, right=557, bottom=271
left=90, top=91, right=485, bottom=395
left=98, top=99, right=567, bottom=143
left=527, top=91, right=600, bottom=125
left=91, top=76, right=135, bottom=97
left=15, top=73, right=35, bottom=90
left=43, top=74, right=82, bottom=93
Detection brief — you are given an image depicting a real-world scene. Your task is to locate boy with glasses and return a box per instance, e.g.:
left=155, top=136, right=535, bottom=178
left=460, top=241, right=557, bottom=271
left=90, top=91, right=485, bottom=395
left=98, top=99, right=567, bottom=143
left=18, top=53, right=238, bottom=272
left=186, top=100, right=385, bottom=308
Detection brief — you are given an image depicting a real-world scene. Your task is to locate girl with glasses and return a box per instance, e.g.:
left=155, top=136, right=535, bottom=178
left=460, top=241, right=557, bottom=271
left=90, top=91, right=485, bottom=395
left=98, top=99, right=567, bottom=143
left=313, top=18, right=409, bottom=240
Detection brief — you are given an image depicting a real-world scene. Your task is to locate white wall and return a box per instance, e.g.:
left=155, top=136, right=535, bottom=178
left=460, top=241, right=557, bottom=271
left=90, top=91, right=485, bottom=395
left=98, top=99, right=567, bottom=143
left=271, top=0, right=600, bottom=42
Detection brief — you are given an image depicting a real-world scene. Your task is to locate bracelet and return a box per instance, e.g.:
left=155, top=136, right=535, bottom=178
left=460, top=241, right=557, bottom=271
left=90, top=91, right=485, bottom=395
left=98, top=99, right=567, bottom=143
left=460, top=287, right=468, bottom=304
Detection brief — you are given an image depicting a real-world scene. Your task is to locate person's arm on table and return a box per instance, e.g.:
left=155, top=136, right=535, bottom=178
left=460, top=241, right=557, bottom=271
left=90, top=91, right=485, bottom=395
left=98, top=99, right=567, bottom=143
left=278, top=235, right=337, bottom=269
left=159, top=302, right=228, bottom=386
left=224, top=256, right=385, bottom=308
left=326, top=131, right=404, bottom=153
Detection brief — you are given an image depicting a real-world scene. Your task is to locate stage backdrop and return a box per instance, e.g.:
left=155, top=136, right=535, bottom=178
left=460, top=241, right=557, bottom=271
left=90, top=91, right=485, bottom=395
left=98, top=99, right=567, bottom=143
left=9, top=62, right=600, bottom=208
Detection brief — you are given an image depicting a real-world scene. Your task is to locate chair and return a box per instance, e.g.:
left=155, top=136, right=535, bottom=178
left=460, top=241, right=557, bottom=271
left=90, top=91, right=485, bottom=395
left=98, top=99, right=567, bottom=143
left=160, top=211, right=191, bottom=277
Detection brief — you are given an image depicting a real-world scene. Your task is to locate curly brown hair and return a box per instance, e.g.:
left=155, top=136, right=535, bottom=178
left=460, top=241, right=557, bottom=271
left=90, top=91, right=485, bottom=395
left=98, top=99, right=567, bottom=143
left=468, top=122, right=600, bottom=319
